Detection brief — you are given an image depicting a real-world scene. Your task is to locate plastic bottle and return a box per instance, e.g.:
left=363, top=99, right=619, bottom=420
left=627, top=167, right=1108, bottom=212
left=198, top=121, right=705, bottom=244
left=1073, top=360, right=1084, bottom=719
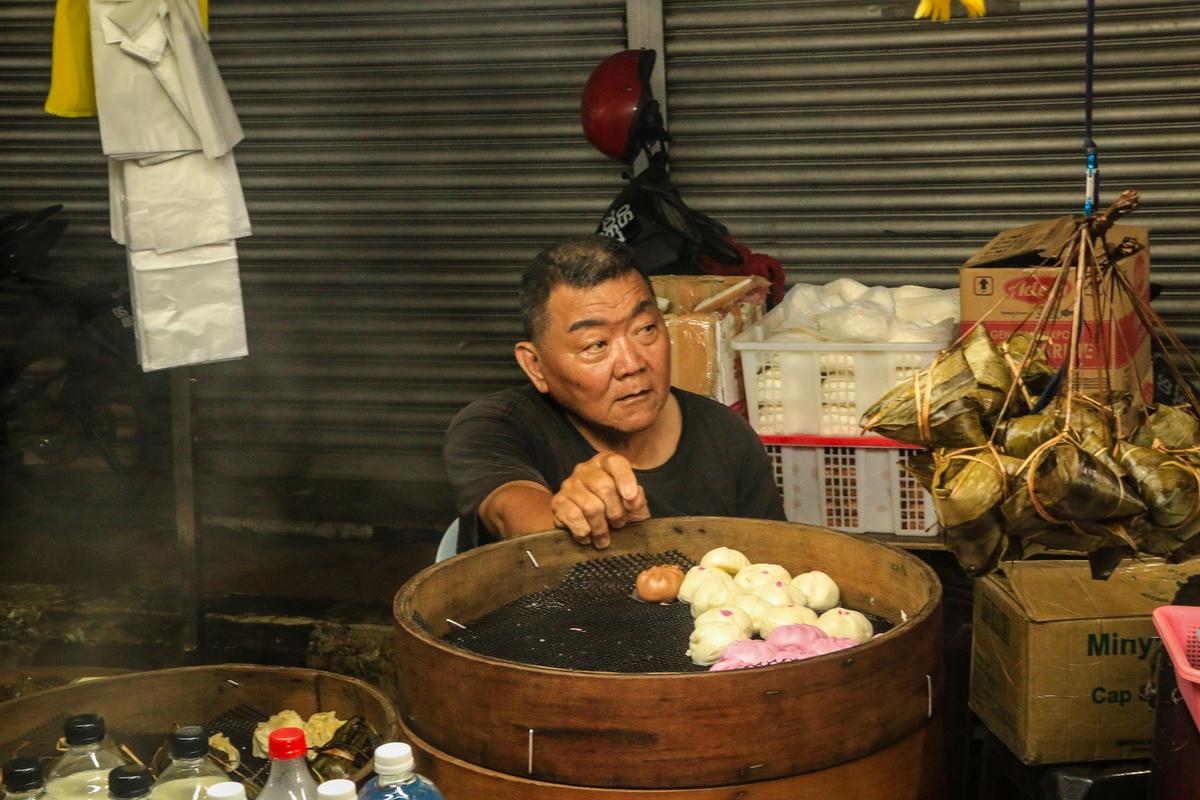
left=315, top=779, right=356, bottom=800
left=201, top=784, right=246, bottom=800
left=356, top=743, right=444, bottom=800
left=3, top=757, right=47, bottom=800
left=256, top=728, right=317, bottom=800
left=107, top=767, right=152, bottom=800
left=151, top=727, right=229, bottom=800
left=45, top=715, right=131, bottom=800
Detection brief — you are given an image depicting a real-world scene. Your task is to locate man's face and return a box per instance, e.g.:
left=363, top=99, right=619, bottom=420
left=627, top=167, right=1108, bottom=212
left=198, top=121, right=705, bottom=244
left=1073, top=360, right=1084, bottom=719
left=522, top=272, right=670, bottom=435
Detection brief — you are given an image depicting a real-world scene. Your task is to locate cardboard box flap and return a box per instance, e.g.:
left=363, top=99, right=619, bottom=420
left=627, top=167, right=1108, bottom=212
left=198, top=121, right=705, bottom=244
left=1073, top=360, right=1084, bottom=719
left=652, top=275, right=768, bottom=314
left=963, top=215, right=1078, bottom=269
left=1000, top=558, right=1200, bottom=622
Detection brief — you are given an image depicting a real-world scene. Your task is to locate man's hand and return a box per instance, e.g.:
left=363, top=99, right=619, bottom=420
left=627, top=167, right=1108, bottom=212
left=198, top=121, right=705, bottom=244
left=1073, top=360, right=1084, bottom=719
left=551, top=452, right=650, bottom=549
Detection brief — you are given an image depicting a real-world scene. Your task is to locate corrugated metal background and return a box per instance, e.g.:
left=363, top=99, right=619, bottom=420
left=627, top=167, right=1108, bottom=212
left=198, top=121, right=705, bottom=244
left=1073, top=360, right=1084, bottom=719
left=662, top=0, right=1200, bottom=340
left=0, top=0, right=628, bottom=524
left=3, top=1, right=1199, bottom=525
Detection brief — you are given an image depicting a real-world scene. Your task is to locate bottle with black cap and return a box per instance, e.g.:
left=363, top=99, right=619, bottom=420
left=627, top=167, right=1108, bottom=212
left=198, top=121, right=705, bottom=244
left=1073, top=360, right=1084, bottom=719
left=107, top=767, right=151, bottom=800
left=3, top=757, right=47, bottom=800
left=150, top=727, right=229, bottom=800
left=45, top=714, right=131, bottom=800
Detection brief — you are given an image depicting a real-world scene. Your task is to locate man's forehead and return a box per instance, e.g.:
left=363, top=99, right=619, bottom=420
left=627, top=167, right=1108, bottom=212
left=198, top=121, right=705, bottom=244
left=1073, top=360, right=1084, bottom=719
left=547, top=275, right=655, bottom=329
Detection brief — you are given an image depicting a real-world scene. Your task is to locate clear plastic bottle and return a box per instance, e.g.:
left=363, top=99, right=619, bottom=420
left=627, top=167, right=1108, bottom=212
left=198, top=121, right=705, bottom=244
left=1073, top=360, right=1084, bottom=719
left=3, top=757, right=47, bottom=800
left=256, top=728, right=317, bottom=800
left=150, top=727, right=229, bottom=800
left=107, top=767, right=152, bottom=800
left=356, top=743, right=444, bottom=800
left=45, top=715, right=131, bottom=800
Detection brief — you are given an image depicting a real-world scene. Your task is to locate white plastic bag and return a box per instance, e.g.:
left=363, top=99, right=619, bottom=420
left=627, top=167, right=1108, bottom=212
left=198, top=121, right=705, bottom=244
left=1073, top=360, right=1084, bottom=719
left=127, top=241, right=249, bottom=371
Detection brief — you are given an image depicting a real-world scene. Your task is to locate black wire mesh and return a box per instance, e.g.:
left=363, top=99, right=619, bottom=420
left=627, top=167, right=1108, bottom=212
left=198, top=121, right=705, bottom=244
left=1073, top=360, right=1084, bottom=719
left=439, top=551, right=893, bottom=674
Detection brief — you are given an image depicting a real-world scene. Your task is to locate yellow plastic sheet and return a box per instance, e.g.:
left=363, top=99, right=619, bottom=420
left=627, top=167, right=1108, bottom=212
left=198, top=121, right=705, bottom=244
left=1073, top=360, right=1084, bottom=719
left=44, top=0, right=209, bottom=118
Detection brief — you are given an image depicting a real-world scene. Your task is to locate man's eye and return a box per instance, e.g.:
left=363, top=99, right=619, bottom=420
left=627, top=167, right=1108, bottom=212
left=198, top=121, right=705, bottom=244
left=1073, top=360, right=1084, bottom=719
left=584, top=341, right=607, bottom=353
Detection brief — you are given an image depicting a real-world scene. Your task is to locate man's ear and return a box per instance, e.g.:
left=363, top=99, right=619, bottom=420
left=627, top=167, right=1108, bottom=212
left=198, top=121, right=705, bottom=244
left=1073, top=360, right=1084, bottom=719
left=515, top=340, right=550, bottom=393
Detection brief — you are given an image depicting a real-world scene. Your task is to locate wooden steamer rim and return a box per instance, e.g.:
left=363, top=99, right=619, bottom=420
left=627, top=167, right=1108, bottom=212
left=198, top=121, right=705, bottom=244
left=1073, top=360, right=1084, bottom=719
left=0, top=664, right=401, bottom=781
left=401, top=714, right=944, bottom=800
left=393, top=517, right=943, bottom=789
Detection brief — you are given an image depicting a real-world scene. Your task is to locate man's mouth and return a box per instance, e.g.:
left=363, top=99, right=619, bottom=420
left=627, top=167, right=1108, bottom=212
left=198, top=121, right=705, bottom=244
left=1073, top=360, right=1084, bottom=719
left=616, top=388, right=654, bottom=402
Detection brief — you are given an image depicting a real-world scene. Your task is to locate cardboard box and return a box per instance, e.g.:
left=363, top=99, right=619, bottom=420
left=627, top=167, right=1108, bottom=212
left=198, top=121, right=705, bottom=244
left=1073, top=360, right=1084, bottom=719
left=970, top=558, right=1200, bottom=764
left=651, top=275, right=768, bottom=405
left=960, top=219, right=1152, bottom=406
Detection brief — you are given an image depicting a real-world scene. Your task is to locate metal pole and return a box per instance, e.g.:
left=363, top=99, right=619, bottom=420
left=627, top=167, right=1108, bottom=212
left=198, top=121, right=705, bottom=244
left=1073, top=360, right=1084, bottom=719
left=171, top=367, right=203, bottom=663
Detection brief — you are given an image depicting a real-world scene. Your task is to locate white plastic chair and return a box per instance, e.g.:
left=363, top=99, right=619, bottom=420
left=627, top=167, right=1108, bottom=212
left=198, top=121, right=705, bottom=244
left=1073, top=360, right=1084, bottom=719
left=435, top=518, right=459, bottom=562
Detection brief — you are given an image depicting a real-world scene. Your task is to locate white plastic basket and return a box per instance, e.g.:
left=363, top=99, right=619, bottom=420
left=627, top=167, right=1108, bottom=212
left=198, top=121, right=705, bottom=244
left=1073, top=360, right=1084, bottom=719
left=763, top=435, right=938, bottom=537
left=732, top=308, right=948, bottom=436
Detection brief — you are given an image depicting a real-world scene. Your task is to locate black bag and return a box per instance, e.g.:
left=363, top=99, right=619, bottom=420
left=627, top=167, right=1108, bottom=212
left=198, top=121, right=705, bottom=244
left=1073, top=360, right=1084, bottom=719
left=595, top=152, right=742, bottom=275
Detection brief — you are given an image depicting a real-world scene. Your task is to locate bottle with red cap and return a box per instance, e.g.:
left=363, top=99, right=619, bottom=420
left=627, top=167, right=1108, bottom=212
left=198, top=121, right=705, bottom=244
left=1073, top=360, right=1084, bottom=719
left=257, top=729, right=317, bottom=800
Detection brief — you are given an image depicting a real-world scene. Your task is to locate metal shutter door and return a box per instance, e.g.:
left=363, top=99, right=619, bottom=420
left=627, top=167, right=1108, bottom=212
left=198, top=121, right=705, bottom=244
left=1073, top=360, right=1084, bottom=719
left=0, top=1, right=627, bottom=523
left=662, top=0, right=1200, bottom=344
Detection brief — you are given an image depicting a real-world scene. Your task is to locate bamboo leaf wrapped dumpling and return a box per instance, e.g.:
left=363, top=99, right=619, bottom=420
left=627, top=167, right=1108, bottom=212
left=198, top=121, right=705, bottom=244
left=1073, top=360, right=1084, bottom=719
left=945, top=512, right=1008, bottom=577
left=1001, top=443, right=1147, bottom=537
left=1132, top=405, right=1200, bottom=450
left=996, top=413, right=1059, bottom=459
left=860, top=347, right=987, bottom=449
left=1000, top=332, right=1056, bottom=399
left=930, top=448, right=1022, bottom=530
left=961, top=325, right=1012, bottom=419
left=1116, top=442, right=1200, bottom=542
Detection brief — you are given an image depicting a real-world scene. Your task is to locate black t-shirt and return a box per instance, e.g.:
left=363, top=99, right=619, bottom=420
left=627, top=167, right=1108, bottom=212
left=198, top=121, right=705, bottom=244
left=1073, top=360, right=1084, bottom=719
left=443, top=384, right=786, bottom=551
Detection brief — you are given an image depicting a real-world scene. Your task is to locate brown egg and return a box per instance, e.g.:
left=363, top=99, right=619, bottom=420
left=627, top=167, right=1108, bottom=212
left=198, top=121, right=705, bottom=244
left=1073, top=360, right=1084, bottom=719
left=636, top=564, right=686, bottom=603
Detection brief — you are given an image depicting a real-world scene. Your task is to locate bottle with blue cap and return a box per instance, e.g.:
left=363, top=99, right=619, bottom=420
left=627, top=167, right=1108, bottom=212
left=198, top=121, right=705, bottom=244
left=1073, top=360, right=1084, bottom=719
left=45, top=715, right=132, bottom=800
left=151, top=727, right=229, bottom=800
left=3, top=757, right=47, bottom=800
left=356, top=743, right=443, bottom=800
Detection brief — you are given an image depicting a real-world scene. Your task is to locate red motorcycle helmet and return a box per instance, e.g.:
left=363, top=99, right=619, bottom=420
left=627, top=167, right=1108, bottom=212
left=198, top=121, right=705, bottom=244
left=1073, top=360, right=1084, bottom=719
left=581, top=49, right=669, bottom=162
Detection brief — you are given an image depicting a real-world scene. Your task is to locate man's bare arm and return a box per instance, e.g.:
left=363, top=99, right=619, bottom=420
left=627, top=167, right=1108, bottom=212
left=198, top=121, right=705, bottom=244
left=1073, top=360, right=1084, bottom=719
left=478, top=480, right=556, bottom=539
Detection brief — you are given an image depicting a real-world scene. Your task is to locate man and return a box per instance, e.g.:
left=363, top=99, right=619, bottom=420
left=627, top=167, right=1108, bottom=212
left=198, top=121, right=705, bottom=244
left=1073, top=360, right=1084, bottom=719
left=443, top=235, right=785, bottom=552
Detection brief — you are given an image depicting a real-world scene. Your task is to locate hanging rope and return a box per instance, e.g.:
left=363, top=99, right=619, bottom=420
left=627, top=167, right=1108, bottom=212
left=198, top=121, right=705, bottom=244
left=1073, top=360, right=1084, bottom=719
left=1083, top=0, right=1099, bottom=214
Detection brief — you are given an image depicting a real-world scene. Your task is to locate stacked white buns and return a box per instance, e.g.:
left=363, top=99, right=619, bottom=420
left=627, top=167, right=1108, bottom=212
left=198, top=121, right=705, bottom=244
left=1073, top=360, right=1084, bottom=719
left=681, top=547, right=872, bottom=667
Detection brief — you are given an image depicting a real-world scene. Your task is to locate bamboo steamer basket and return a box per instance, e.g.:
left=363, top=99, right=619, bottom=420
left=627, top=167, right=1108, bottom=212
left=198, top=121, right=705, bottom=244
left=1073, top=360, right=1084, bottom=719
left=393, top=517, right=943, bottom=790
left=402, top=715, right=943, bottom=799
left=0, top=664, right=399, bottom=781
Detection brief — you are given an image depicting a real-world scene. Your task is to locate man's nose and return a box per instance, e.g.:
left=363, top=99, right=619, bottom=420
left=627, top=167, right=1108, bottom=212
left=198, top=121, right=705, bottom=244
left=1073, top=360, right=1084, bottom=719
left=612, top=337, right=648, bottom=377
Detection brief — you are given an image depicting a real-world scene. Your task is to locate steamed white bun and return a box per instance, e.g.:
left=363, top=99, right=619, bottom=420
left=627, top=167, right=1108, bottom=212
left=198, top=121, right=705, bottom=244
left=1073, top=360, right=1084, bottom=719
left=730, top=593, right=771, bottom=635
left=694, top=606, right=754, bottom=638
left=678, top=566, right=735, bottom=604
left=759, top=605, right=819, bottom=637
left=791, top=571, right=840, bottom=612
left=734, top=564, right=792, bottom=593
left=690, top=579, right=744, bottom=617
left=816, top=607, right=874, bottom=644
left=699, top=547, right=751, bottom=576
left=686, top=622, right=745, bottom=666
left=751, top=580, right=807, bottom=608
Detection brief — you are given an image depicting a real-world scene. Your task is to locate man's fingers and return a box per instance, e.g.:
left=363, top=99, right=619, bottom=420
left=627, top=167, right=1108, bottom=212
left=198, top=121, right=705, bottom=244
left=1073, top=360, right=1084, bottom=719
left=600, top=453, right=640, bottom=502
left=553, top=500, right=594, bottom=545
left=577, top=471, right=627, bottom=528
left=626, top=486, right=650, bottom=520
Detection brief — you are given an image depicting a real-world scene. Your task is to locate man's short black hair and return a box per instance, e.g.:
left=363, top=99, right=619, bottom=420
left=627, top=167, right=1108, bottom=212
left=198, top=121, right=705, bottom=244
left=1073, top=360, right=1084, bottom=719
left=519, top=235, right=652, bottom=341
